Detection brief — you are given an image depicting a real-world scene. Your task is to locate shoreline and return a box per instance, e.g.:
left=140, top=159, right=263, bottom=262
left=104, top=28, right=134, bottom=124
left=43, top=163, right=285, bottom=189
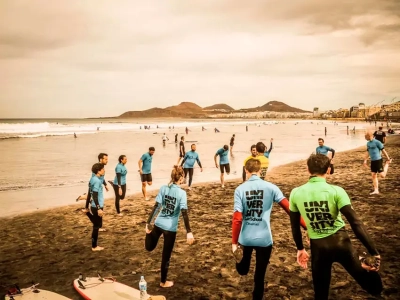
left=0, top=136, right=399, bottom=299
left=1, top=139, right=374, bottom=220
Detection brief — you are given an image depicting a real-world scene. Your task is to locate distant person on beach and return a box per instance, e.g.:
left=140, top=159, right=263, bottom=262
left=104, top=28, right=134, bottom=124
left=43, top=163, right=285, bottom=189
left=145, top=165, right=194, bottom=288
left=255, top=142, right=269, bottom=180
left=363, top=132, right=392, bottom=195
left=230, top=134, right=235, bottom=155
left=185, top=127, right=189, bottom=135
left=109, top=155, right=128, bottom=216
left=242, top=144, right=257, bottom=182
left=246, top=125, right=248, bottom=132
left=214, top=144, right=230, bottom=188
left=89, top=163, right=106, bottom=251
left=388, top=128, right=395, bottom=134
left=177, top=136, right=185, bottom=165
left=232, top=158, right=306, bottom=300
left=139, top=147, right=155, bottom=200
left=180, top=144, right=203, bottom=190
left=316, top=138, right=335, bottom=174
left=162, top=133, right=169, bottom=146
left=289, top=154, right=383, bottom=299
left=74, top=133, right=77, bottom=138
left=263, top=138, right=273, bottom=159
left=174, top=133, right=178, bottom=144
left=373, top=127, right=386, bottom=144
left=214, top=128, right=220, bottom=133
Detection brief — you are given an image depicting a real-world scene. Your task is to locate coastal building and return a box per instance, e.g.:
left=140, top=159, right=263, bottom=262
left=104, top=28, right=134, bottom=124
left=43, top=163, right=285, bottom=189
left=350, top=106, right=359, bottom=118
left=313, top=107, right=319, bottom=117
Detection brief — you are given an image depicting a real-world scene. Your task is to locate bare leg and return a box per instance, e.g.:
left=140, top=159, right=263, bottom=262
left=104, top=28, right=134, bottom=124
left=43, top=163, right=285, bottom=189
left=370, top=173, right=379, bottom=194
left=380, top=160, right=391, bottom=178
left=220, top=173, right=225, bottom=187
left=142, top=182, right=147, bottom=199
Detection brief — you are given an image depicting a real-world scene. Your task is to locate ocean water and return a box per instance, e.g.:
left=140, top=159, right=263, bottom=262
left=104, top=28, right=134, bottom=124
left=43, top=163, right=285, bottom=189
left=0, top=118, right=375, bottom=217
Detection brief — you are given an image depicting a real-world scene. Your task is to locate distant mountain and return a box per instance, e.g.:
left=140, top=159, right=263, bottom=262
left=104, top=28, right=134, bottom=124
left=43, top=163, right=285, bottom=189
left=245, top=101, right=310, bottom=113
left=203, top=103, right=234, bottom=111
left=118, top=101, right=309, bottom=118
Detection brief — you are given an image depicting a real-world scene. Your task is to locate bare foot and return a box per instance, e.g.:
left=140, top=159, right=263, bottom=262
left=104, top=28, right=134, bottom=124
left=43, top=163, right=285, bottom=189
left=370, top=190, right=379, bottom=195
left=160, top=281, right=174, bottom=288
left=99, top=228, right=106, bottom=232
left=92, top=246, right=104, bottom=251
left=145, top=197, right=150, bottom=201
left=117, top=213, right=123, bottom=217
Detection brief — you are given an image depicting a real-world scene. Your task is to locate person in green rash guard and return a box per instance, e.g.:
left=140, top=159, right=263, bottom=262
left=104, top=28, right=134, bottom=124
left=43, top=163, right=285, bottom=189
left=289, top=154, right=382, bottom=300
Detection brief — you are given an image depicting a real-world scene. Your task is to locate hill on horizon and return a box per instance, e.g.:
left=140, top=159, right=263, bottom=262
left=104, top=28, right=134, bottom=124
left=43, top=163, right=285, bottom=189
left=203, top=103, right=234, bottom=111
left=118, top=101, right=309, bottom=118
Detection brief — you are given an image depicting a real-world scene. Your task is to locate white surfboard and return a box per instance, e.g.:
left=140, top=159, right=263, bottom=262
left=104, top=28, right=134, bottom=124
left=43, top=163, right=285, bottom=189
left=73, top=277, right=165, bottom=300
left=5, top=284, right=70, bottom=300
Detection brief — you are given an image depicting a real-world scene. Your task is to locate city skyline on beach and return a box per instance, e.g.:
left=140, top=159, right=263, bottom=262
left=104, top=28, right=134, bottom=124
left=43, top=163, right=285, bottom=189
left=1, top=0, right=399, bottom=118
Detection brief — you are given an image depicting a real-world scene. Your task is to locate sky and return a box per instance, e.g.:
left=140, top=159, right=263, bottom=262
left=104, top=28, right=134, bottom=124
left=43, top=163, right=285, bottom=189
left=1, top=0, right=399, bottom=118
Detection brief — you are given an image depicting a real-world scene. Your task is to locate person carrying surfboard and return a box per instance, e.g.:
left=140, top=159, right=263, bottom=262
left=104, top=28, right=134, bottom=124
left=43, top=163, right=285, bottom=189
left=145, top=165, right=195, bottom=288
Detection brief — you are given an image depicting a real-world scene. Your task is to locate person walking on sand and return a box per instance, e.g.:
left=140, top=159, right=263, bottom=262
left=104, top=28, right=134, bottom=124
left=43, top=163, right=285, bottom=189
left=177, top=136, right=185, bottom=165
left=214, top=144, right=230, bottom=188
left=139, top=147, right=155, bottom=200
left=108, top=155, right=128, bottom=216
left=255, top=142, right=269, bottom=180
left=232, top=159, right=306, bottom=300
left=363, top=132, right=392, bottom=195
left=373, top=126, right=386, bottom=144
left=89, top=163, right=106, bottom=251
left=230, top=134, right=235, bottom=155
left=289, top=154, right=383, bottom=300
left=174, top=133, right=178, bottom=144
left=180, top=144, right=203, bottom=190
left=185, top=127, right=189, bottom=135
left=145, top=165, right=194, bottom=288
left=316, top=138, right=335, bottom=174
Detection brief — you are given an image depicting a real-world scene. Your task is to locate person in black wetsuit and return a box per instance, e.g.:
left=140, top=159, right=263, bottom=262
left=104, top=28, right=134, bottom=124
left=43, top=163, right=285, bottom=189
left=289, top=154, right=382, bottom=300
left=230, top=134, right=235, bottom=155
left=145, top=165, right=194, bottom=288
left=174, top=133, right=178, bottom=144
left=177, top=136, right=185, bottom=165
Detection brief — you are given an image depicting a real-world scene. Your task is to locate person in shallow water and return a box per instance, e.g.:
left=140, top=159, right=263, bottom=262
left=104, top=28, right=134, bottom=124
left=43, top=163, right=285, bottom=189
left=145, top=165, right=194, bottom=288
left=289, top=154, right=383, bottom=300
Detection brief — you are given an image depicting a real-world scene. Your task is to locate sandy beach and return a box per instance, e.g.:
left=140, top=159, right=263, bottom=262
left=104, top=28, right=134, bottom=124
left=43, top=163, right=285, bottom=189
left=1, top=136, right=399, bottom=300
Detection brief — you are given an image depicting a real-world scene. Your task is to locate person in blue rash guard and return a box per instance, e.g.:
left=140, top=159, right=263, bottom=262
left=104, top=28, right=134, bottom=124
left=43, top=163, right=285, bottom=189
left=231, top=158, right=306, bottom=300
left=138, top=147, right=155, bottom=200
left=145, top=165, right=195, bottom=288
left=180, top=144, right=203, bottom=190
left=89, top=163, right=106, bottom=251
left=109, top=155, right=128, bottom=216
left=316, top=138, right=335, bottom=174
left=263, top=138, right=273, bottom=159
left=363, top=132, right=392, bottom=195
left=214, top=144, right=230, bottom=188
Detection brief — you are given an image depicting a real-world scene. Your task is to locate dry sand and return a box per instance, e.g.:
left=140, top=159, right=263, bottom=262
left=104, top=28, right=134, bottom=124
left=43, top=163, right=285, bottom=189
left=1, top=136, right=399, bottom=300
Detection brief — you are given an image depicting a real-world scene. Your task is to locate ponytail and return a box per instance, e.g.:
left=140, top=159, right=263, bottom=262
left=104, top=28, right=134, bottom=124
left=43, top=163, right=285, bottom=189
left=169, top=165, right=184, bottom=186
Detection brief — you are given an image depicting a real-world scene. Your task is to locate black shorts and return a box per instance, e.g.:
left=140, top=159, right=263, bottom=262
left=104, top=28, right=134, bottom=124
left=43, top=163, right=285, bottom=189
left=220, top=163, right=230, bottom=174
left=179, top=152, right=185, bottom=158
left=230, top=143, right=234, bottom=147
left=370, top=159, right=383, bottom=173
left=141, top=173, right=153, bottom=182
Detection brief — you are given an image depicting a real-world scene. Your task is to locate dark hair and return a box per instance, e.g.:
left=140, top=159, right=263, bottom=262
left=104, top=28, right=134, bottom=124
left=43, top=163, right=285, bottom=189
left=378, top=126, right=383, bottom=130
left=118, top=155, right=126, bottom=163
left=223, top=144, right=229, bottom=150
left=250, top=144, right=256, bottom=151
left=245, top=158, right=261, bottom=173
left=149, top=147, right=155, bottom=151
left=181, top=136, right=184, bottom=140
left=98, top=153, right=108, bottom=161
left=169, top=165, right=185, bottom=185
left=256, top=142, right=265, bottom=153
left=307, top=154, right=330, bottom=175
left=91, top=163, right=104, bottom=174
left=318, top=138, right=324, bottom=142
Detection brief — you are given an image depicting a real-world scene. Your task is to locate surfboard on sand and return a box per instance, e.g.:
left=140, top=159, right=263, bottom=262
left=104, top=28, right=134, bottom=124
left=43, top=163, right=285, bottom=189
left=4, top=283, right=70, bottom=300
left=73, top=276, right=166, bottom=300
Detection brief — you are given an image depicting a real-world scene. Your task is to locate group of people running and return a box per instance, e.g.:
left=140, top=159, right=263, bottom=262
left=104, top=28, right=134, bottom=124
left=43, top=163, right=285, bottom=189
left=79, top=127, right=393, bottom=300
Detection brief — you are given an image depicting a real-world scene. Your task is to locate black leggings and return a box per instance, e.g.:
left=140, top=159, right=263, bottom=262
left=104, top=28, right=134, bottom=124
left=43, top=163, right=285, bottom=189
left=90, top=207, right=103, bottom=248
left=236, top=245, right=272, bottom=300
left=184, top=168, right=194, bottom=187
left=145, top=225, right=177, bottom=283
left=329, top=163, right=334, bottom=175
left=242, top=166, right=246, bottom=182
left=112, top=184, right=126, bottom=214
left=310, top=229, right=382, bottom=300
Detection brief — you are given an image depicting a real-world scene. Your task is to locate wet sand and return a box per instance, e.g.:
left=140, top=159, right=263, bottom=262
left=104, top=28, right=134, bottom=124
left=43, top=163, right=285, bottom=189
left=1, top=136, right=399, bottom=300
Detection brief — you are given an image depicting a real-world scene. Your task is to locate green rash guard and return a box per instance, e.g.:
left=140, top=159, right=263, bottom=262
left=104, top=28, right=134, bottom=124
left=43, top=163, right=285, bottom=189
left=289, top=177, right=351, bottom=239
